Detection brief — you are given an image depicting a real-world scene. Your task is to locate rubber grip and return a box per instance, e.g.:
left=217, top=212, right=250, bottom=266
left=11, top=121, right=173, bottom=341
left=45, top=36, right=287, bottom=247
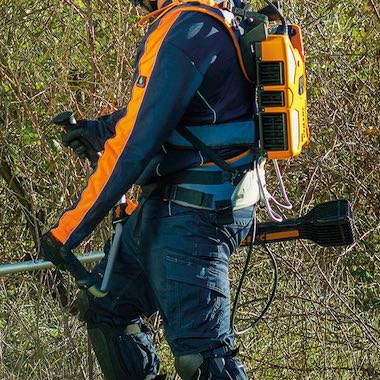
left=60, top=250, right=92, bottom=287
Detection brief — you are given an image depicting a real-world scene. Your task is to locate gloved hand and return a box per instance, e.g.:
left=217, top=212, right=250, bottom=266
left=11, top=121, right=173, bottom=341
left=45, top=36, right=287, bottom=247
left=61, top=120, right=101, bottom=161
left=40, top=232, right=97, bottom=291
left=40, top=231, right=69, bottom=269
left=61, top=120, right=97, bottom=159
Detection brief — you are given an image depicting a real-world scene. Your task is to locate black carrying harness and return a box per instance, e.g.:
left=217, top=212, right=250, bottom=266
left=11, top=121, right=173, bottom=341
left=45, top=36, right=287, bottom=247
left=141, top=124, right=253, bottom=224
left=140, top=1, right=263, bottom=222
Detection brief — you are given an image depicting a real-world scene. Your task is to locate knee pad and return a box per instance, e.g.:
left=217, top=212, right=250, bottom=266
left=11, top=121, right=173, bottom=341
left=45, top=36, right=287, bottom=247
left=175, top=348, right=247, bottom=380
left=88, top=322, right=160, bottom=380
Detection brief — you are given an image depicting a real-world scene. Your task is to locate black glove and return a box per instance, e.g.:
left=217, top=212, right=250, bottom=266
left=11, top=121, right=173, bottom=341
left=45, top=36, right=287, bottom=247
left=61, top=120, right=100, bottom=162
left=40, top=231, right=69, bottom=269
left=40, top=232, right=97, bottom=291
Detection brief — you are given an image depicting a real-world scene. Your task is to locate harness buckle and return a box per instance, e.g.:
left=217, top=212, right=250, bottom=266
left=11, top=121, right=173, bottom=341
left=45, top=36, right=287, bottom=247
left=201, top=345, right=232, bottom=359
left=221, top=1, right=233, bottom=12
left=163, top=185, right=178, bottom=202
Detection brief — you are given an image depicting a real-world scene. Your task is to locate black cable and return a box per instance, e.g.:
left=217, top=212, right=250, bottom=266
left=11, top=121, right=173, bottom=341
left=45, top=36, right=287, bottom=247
left=231, top=207, right=257, bottom=329
left=249, top=242, right=278, bottom=330
left=231, top=218, right=279, bottom=334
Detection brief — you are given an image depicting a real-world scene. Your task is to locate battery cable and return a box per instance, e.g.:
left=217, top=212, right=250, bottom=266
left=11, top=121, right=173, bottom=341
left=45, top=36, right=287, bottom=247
left=231, top=208, right=279, bottom=334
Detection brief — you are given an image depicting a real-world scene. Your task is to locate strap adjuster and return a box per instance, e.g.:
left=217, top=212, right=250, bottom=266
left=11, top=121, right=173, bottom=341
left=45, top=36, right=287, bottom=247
left=162, top=185, right=214, bottom=208
left=201, top=345, right=232, bottom=359
left=221, top=1, right=233, bottom=12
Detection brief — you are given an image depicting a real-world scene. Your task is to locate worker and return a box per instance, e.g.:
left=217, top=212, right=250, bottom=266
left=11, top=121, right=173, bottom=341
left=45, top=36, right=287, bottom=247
left=40, top=0, right=258, bottom=378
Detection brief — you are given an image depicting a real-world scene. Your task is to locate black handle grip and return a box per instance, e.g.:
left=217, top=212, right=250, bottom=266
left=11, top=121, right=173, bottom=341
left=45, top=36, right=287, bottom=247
left=52, top=111, right=76, bottom=126
left=60, top=250, right=93, bottom=288
left=80, top=149, right=99, bottom=169
left=52, top=111, right=99, bottom=169
left=60, top=250, right=108, bottom=297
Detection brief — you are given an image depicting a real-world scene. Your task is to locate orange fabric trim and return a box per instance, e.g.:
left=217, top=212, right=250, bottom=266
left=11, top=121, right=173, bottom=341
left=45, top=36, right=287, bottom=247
left=139, top=0, right=220, bottom=24
left=51, top=13, right=181, bottom=245
left=201, top=149, right=251, bottom=167
left=139, top=1, right=251, bottom=82
left=138, top=3, right=178, bottom=25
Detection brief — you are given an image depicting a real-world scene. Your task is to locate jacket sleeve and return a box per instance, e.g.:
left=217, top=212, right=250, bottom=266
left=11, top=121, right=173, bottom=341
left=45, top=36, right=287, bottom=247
left=51, top=12, right=207, bottom=249
left=86, top=108, right=127, bottom=151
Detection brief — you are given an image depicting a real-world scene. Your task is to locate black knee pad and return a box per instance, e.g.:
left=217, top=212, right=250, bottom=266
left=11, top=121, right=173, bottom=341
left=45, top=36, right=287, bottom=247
left=88, top=323, right=160, bottom=380
left=175, top=348, right=247, bottom=380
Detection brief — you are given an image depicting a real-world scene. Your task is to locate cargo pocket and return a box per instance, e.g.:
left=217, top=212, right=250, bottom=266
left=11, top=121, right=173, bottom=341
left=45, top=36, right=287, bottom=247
left=165, top=252, right=230, bottom=340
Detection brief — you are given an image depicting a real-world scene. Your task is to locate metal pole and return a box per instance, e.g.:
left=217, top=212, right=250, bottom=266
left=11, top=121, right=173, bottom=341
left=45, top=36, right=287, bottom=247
left=100, top=222, right=123, bottom=292
left=0, top=252, right=105, bottom=276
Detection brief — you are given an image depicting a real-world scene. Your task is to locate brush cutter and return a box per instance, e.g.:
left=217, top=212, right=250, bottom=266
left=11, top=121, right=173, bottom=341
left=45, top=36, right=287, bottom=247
left=1, top=199, right=354, bottom=276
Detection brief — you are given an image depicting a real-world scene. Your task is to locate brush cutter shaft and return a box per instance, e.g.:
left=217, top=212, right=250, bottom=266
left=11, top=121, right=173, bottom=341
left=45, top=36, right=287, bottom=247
left=0, top=252, right=105, bottom=276
left=2, top=200, right=354, bottom=275
left=100, top=222, right=123, bottom=292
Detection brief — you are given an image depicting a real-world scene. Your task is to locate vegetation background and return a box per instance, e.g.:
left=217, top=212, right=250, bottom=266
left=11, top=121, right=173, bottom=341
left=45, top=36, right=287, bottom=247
left=0, top=0, right=379, bottom=379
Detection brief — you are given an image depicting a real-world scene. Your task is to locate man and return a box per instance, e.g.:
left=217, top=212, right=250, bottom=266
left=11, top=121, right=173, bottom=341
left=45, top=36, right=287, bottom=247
left=41, top=0, right=258, bottom=378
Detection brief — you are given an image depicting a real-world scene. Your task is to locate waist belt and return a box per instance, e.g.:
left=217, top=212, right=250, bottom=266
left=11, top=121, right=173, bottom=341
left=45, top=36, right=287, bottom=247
left=160, top=169, right=244, bottom=186
left=142, top=184, right=213, bottom=208
left=141, top=184, right=235, bottom=224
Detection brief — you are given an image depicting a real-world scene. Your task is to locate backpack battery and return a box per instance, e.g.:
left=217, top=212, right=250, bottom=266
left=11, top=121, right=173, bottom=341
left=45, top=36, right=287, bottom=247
left=256, top=25, right=309, bottom=160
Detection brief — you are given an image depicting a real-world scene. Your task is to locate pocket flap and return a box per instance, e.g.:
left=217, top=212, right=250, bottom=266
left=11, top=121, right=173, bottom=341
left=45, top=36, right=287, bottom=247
left=167, top=255, right=229, bottom=297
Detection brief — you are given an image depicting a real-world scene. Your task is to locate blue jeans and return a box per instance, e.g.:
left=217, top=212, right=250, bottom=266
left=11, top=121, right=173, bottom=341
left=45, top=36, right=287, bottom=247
left=89, top=197, right=254, bottom=357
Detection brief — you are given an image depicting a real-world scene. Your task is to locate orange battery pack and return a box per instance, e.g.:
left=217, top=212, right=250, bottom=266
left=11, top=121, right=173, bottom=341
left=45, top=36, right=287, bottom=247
left=256, top=25, right=309, bottom=160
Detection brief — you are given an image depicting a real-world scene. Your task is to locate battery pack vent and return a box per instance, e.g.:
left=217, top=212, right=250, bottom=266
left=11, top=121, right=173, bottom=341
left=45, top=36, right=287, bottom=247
left=258, top=62, right=284, bottom=85
left=260, top=91, right=285, bottom=107
left=260, top=113, right=287, bottom=151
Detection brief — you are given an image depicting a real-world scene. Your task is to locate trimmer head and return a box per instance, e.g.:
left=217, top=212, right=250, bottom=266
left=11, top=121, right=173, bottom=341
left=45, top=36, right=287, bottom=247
left=243, top=200, right=355, bottom=247
left=297, top=200, right=355, bottom=246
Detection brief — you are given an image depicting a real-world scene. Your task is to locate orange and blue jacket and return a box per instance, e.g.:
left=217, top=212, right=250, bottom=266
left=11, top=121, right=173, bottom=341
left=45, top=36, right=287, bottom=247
left=51, top=1, right=255, bottom=249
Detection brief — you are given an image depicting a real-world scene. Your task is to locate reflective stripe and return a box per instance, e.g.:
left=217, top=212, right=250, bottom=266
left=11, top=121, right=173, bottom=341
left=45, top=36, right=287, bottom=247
left=51, top=13, right=182, bottom=245
left=166, top=120, right=255, bottom=148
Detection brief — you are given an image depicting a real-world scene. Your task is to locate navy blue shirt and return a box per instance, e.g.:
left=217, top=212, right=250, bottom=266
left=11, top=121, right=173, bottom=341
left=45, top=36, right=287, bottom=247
left=52, top=4, right=253, bottom=248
